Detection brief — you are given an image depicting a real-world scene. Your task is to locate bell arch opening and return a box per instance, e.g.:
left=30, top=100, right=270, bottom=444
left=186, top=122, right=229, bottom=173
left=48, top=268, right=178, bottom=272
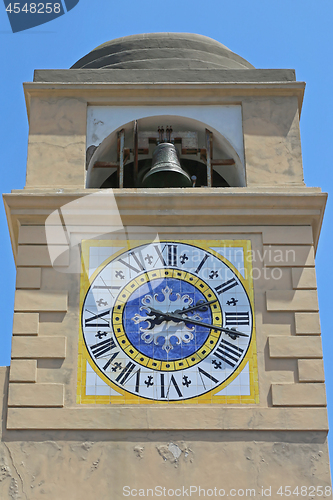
left=86, top=115, right=245, bottom=189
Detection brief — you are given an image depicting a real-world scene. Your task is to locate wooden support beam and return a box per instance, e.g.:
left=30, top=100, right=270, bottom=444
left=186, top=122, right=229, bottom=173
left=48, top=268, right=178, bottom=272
left=211, top=159, right=235, bottom=166
left=93, top=161, right=119, bottom=169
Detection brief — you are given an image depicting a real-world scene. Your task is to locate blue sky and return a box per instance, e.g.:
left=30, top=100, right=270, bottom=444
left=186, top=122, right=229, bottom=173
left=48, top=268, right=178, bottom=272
left=1, top=0, right=333, bottom=462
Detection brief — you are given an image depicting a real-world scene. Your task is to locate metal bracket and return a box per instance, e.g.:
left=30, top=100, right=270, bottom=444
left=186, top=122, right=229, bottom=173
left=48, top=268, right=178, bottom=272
left=206, top=129, right=213, bottom=187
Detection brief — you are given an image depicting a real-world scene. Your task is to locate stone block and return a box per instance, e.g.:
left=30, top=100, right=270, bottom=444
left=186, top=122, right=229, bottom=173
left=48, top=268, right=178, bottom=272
left=16, top=267, right=41, bottom=289
left=243, top=96, right=304, bottom=187
left=295, top=312, right=321, bottom=334
left=17, top=245, right=69, bottom=267
left=26, top=136, right=86, bottom=189
left=11, top=336, right=66, bottom=359
left=272, top=383, right=326, bottom=406
left=292, top=267, right=317, bottom=289
left=269, top=336, right=323, bottom=358
left=18, top=225, right=47, bottom=244
left=5, top=407, right=329, bottom=431
left=14, top=290, right=68, bottom=312
left=26, top=96, right=87, bottom=188
left=8, top=383, right=64, bottom=407
left=262, top=226, right=313, bottom=245
left=12, top=312, right=39, bottom=335
left=9, top=360, right=37, bottom=383
left=298, top=359, right=325, bottom=383
left=266, top=290, right=319, bottom=311
left=263, top=245, right=315, bottom=267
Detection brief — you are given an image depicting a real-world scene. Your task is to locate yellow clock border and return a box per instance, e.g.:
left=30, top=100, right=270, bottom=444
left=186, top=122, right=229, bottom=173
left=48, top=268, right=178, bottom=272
left=77, top=239, right=259, bottom=405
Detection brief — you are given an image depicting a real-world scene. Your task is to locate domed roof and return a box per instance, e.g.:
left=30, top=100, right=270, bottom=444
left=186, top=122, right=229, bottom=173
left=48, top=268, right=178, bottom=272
left=71, top=33, right=254, bottom=70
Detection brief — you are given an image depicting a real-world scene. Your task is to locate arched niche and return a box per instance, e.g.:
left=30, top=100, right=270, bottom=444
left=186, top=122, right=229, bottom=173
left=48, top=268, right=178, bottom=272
left=86, top=115, right=245, bottom=188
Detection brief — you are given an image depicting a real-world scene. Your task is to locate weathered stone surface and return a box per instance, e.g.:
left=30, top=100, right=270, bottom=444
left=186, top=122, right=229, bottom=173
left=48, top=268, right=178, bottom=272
left=292, top=267, right=317, bottom=289
left=266, top=290, right=319, bottom=311
left=8, top=383, right=64, bottom=407
left=262, top=225, right=313, bottom=245
left=272, top=383, right=326, bottom=406
left=9, top=360, right=37, bottom=383
left=16, top=267, right=41, bottom=289
left=0, top=436, right=331, bottom=499
left=243, top=96, right=304, bottom=187
left=26, top=97, right=87, bottom=189
left=6, top=407, right=329, bottom=431
left=18, top=225, right=46, bottom=245
left=14, top=290, right=68, bottom=312
left=269, top=336, right=323, bottom=359
left=17, top=245, right=69, bottom=267
left=263, top=245, right=315, bottom=267
left=298, top=359, right=325, bottom=383
left=34, top=67, right=297, bottom=83
left=295, top=312, right=321, bottom=334
left=12, top=312, right=39, bottom=335
left=11, top=336, right=66, bottom=359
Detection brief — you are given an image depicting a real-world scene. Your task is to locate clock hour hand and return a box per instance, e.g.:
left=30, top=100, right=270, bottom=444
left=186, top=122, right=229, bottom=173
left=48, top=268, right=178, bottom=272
left=145, top=307, right=184, bottom=324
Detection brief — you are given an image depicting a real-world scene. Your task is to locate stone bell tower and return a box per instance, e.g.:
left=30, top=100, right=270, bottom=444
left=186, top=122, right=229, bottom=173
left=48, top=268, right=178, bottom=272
left=1, top=33, right=331, bottom=498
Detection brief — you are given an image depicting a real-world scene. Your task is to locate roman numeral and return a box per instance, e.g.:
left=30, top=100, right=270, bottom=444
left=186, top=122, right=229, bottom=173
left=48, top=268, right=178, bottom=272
left=213, top=339, right=244, bottom=368
left=198, top=367, right=219, bottom=388
left=102, top=351, right=120, bottom=371
left=225, top=311, right=250, bottom=326
left=154, top=245, right=166, bottom=267
left=195, top=254, right=209, bottom=274
left=214, top=278, right=238, bottom=295
left=118, top=252, right=145, bottom=274
left=135, top=369, right=141, bottom=393
left=90, top=338, right=120, bottom=370
left=153, top=244, right=178, bottom=268
left=167, top=375, right=182, bottom=398
left=160, top=373, right=166, bottom=398
left=167, top=244, right=177, bottom=267
left=129, top=251, right=145, bottom=271
left=91, top=338, right=116, bottom=358
left=84, top=309, right=110, bottom=328
left=116, top=362, right=136, bottom=385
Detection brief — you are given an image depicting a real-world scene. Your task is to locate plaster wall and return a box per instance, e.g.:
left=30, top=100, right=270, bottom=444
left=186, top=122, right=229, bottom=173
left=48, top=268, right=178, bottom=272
left=1, top=190, right=331, bottom=497
left=25, top=97, right=87, bottom=189
left=243, top=96, right=304, bottom=186
left=0, top=419, right=331, bottom=499
left=24, top=93, right=304, bottom=190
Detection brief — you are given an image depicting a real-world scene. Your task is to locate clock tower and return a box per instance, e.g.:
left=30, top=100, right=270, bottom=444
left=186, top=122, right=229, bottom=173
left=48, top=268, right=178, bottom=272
left=1, top=33, right=331, bottom=498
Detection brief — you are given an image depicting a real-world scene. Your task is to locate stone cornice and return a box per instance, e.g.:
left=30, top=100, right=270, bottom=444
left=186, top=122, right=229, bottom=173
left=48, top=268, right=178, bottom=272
left=23, top=81, right=305, bottom=121
left=3, top=188, right=327, bottom=263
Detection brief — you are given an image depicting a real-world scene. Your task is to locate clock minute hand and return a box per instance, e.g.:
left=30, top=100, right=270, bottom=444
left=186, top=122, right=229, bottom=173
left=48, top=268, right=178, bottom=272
left=172, top=299, right=218, bottom=315
left=174, top=313, right=249, bottom=338
left=147, top=308, right=248, bottom=338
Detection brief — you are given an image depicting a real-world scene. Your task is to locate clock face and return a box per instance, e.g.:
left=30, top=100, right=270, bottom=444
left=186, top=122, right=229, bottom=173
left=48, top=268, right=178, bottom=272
left=79, top=240, right=258, bottom=403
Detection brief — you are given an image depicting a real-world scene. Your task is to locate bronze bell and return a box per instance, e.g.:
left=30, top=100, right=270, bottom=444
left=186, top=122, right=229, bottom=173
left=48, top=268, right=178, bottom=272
left=142, top=142, right=192, bottom=188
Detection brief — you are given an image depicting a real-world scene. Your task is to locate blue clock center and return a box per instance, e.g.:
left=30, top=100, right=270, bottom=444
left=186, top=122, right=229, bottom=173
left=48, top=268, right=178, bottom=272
left=122, top=277, right=213, bottom=361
